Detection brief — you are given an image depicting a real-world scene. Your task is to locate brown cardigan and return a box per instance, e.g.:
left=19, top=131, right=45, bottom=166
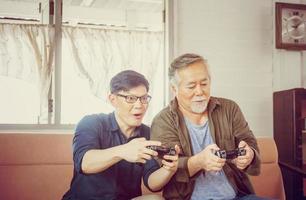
left=151, top=97, right=261, bottom=200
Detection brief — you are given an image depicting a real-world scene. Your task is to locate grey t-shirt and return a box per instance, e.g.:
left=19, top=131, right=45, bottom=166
left=185, top=118, right=236, bottom=200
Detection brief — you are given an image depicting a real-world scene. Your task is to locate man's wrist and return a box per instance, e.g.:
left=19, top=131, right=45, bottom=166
left=115, top=144, right=126, bottom=160
left=187, top=154, right=202, bottom=175
left=161, top=165, right=176, bottom=174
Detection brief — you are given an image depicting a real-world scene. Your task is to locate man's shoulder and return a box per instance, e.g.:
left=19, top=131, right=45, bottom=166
left=78, top=113, right=109, bottom=123
left=152, top=105, right=173, bottom=122
left=211, top=97, right=239, bottom=108
left=210, top=97, right=243, bottom=117
left=76, top=113, right=112, bottom=130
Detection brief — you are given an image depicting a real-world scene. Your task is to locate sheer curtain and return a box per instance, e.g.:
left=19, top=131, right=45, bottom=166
left=62, top=26, right=164, bottom=124
left=0, top=24, right=54, bottom=122
left=0, top=24, right=164, bottom=124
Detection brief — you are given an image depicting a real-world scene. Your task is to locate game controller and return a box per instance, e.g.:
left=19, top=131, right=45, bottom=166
left=214, top=147, right=246, bottom=159
left=147, top=145, right=176, bottom=158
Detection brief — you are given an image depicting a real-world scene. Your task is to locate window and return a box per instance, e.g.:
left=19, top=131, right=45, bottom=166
left=0, top=76, right=40, bottom=124
left=0, top=0, right=166, bottom=128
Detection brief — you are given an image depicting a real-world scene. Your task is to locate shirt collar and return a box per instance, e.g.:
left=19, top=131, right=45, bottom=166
left=110, top=112, right=120, bottom=132
left=207, top=97, right=221, bottom=113
left=110, top=111, right=142, bottom=138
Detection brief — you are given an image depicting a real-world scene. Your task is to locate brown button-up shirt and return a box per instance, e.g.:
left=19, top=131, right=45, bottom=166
left=151, top=97, right=261, bottom=200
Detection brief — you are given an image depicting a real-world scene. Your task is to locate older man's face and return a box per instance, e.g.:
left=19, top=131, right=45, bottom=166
left=174, top=61, right=211, bottom=114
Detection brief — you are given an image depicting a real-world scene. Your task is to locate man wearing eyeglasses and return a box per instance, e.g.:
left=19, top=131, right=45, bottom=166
left=63, top=70, right=179, bottom=200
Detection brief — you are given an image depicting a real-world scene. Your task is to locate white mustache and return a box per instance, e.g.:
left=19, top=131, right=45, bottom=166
left=192, top=98, right=206, bottom=102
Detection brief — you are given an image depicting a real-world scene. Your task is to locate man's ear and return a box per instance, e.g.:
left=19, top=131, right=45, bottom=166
left=170, top=84, right=178, bottom=96
left=108, top=93, right=117, bottom=107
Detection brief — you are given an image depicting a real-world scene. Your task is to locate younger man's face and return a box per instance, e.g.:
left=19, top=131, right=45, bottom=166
left=110, top=85, right=150, bottom=128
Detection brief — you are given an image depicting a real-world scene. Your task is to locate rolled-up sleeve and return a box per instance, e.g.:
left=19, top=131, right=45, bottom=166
left=142, top=158, right=161, bottom=192
left=73, top=115, right=101, bottom=173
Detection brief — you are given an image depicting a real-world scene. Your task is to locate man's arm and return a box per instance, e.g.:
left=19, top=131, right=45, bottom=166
left=82, top=138, right=161, bottom=174
left=187, top=144, right=226, bottom=176
left=230, top=101, right=261, bottom=175
left=144, top=145, right=180, bottom=191
left=150, top=111, right=195, bottom=183
left=81, top=145, right=124, bottom=174
left=187, top=155, right=203, bottom=176
left=150, top=110, right=226, bottom=182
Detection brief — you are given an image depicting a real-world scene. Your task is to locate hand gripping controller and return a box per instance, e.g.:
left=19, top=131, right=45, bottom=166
left=214, top=147, right=246, bottom=159
left=147, top=145, right=176, bottom=158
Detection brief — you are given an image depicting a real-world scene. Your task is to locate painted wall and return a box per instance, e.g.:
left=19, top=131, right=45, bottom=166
left=172, top=0, right=306, bottom=137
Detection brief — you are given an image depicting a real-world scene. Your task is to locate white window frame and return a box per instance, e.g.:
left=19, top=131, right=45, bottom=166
left=0, top=0, right=171, bottom=131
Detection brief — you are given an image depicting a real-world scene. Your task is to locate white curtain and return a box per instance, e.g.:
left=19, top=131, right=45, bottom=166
left=0, top=24, right=164, bottom=124
left=62, top=26, right=164, bottom=122
left=0, top=24, right=54, bottom=121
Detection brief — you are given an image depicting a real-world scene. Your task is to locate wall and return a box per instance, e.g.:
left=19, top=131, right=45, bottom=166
left=172, top=0, right=306, bottom=137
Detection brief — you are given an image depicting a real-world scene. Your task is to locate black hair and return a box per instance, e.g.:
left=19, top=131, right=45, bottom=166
left=110, top=70, right=149, bottom=94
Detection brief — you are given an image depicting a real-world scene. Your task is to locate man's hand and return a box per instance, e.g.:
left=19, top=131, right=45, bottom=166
left=232, top=140, right=254, bottom=170
left=161, top=145, right=180, bottom=172
left=121, top=137, right=161, bottom=164
left=196, top=144, right=226, bottom=172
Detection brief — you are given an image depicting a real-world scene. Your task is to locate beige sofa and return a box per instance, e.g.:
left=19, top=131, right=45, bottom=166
left=0, top=133, right=285, bottom=200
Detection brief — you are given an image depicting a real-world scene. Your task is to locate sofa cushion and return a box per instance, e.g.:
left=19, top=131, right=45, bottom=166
left=0, top=165, right=73, bottom=200
left=0, top=133, right=73, bottom=200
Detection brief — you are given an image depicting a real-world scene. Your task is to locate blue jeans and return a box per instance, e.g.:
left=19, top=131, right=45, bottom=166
left=233, top=194, right=275, bottom=200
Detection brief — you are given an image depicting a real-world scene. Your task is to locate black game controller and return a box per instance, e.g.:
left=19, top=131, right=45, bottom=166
left=147, top=145, right=176, bottom=158
left=214, top=147, right=246, bottom=159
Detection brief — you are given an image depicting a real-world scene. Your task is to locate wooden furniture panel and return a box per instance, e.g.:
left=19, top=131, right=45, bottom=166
left=273, top=88, right=306, bottom=200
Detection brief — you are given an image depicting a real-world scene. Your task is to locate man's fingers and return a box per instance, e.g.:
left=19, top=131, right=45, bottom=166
left=236, top=165, right=244, bottom=170
left=238, top=140, right=247, bottom=148
left=206, top=166, right=223, bottom=172
left=206, top=143, right=219, bottom=151
left=174, top=145, right=181, bottom=155
left=141, top=153, right=152, bottom=161
left=162, top=159, right=175, bottom=167
left=211, top=154, right=226, bottom=163
left=236, top=162, right=246, bottom=170
left=238, top=158, right=249, bottom=165
left=231, top=158, right=237, bottom=165
left=142, top=148, right=158, bottom=156
left=162, top=165, right=171, bottom=170
left=163, top=154, right=178, bottom=161
left=143, top=140, right=162, bottom=147
left=235, top=157, right=250, bottom=170
left=137, top=159, right=147, bottom=164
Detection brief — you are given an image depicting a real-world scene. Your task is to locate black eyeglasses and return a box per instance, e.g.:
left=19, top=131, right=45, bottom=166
left=116, top=94, right=152, bottom=104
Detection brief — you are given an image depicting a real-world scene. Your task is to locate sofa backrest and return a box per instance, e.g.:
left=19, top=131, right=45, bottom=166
left=249, top=137, right=286, bottom=200
left=0, top=134, right=285, bottom=200
left=0, top=133, right=73, bottom=200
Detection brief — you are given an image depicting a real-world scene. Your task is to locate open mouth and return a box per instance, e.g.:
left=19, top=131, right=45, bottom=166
left=133, top=113, right=143, bottom=118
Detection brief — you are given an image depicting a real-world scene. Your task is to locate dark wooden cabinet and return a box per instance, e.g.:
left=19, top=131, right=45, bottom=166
left=273, top=88, right=306, bottom=200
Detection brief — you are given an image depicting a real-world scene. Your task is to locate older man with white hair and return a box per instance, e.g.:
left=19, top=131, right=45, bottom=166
left=151, top=53, right=269, bottom=200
